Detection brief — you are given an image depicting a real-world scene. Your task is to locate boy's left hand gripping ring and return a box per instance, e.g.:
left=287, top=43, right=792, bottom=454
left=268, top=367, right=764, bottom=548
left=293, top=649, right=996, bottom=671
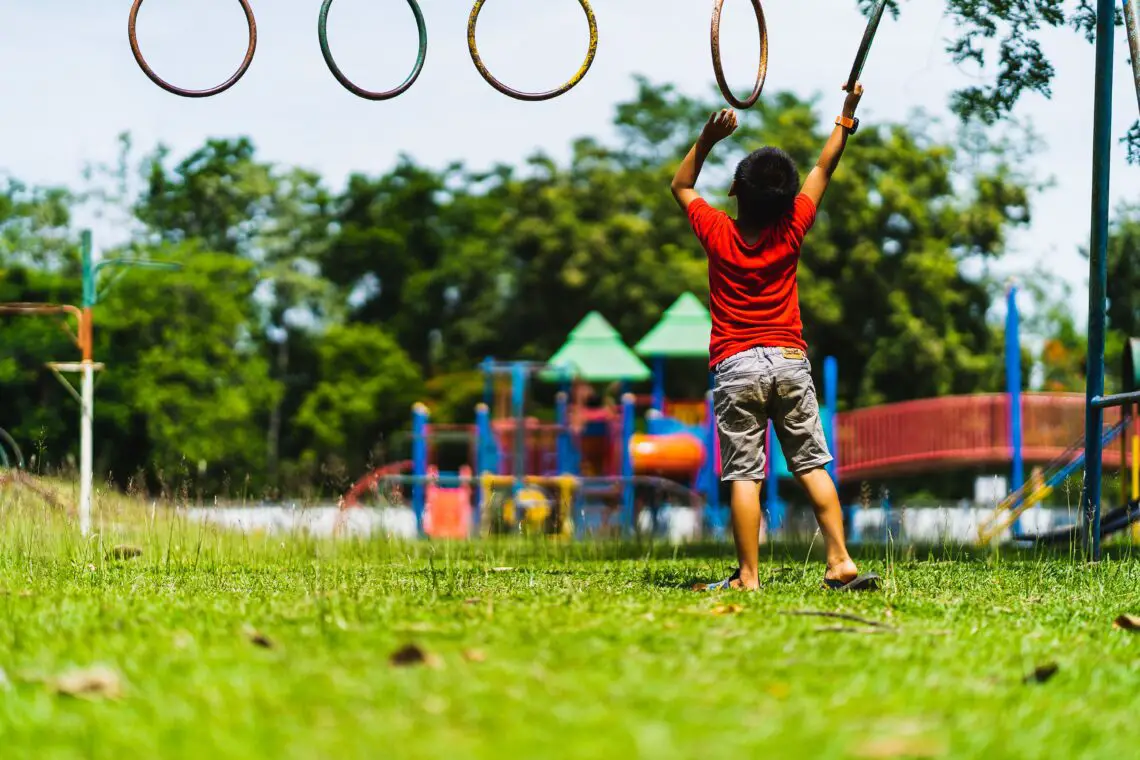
left=467, top=0, right=598, bottom=102
left=129, top=0, right=258, bottom=98
left=711, top=0, right=768, bottom=110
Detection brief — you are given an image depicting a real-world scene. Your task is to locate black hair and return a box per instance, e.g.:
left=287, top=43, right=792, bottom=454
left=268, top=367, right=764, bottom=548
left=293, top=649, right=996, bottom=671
left=733, top=147, right=799, bottom=227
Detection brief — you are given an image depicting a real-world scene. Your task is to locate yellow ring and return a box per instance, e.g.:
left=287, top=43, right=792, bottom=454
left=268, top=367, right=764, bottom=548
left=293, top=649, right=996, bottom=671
left=467, top=0, right=598, bottom=102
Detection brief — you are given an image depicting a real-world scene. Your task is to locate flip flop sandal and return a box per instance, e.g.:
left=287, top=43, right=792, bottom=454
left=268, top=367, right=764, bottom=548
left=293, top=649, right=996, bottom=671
left=696, top=567, right=741, bottom=591
left=823, top=573, right=881, bottom=592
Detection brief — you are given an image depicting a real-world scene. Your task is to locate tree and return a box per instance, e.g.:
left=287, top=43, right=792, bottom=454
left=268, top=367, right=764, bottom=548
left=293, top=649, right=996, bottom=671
left=294, top=324, right=423, bottom=483
left=96, top=245, right=281, bottom=494
left=132, top=138, right=339, bottom=488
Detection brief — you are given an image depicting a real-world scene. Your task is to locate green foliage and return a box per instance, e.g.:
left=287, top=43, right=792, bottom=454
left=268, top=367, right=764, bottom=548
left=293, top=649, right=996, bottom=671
left=864, top=1, right=1140, bottom=159
left=97, top=246, right=281, bottom=487
left=294, top=324, right=423, bottom=476
left=0, top=77, right=1061, bottom=492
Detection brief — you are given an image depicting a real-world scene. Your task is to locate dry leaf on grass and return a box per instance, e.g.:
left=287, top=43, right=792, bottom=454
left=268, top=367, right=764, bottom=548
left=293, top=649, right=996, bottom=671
left=108, top=545, right=142, bottom=560
left=242, top=625, right=275, bottom=649
left=855, top=736, right=945, bottom=758
left=462, top=649, right=487, bottom=663
left=1113, top=614, right=1140, bottom=631
left=390, top=644, right=442, bottom=669
left=53, top=666, right=123, bottom=700
left=1024, top=662, right=1058, bottom=684
left=463, top=598, right=481, bottom=606
left=710, top=604, right=744, bottom=616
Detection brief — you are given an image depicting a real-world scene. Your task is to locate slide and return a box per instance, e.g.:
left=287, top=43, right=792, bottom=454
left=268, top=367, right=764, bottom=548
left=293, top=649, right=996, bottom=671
left=979, top=420, right=1128, bottom=544
left=630, top=433, right=705, bottom=476
left=1015, top=501, right=1140, bottom=545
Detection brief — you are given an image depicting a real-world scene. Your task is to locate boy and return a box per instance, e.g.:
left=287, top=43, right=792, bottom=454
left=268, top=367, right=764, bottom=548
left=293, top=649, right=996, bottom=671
left=671, top=82, right=877, bottom=592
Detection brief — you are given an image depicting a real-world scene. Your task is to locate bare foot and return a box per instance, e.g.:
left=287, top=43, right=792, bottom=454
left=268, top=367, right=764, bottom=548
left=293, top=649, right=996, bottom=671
left=824, top=558, right=859, bottom=585
left=731, top=569, right=761, bottom=591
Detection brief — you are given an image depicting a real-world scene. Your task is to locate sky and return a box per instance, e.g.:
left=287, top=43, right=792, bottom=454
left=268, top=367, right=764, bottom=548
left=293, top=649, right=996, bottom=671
left=1, top=0, right=1138, bottom=327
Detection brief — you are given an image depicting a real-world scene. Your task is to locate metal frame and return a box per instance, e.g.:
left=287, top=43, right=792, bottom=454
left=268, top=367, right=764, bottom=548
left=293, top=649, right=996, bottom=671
left=1083, top=0, right=1133, bottom=560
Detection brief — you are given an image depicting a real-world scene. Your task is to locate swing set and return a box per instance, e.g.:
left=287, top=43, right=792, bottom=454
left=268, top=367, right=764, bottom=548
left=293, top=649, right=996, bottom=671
left=125, top=0, right=888, bottom=105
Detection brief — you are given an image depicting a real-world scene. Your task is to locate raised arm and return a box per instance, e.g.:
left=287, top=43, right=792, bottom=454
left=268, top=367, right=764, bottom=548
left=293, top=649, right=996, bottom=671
left=800, top=82, right=864, bottom=208
left=671, top=109, right=738, bottom=211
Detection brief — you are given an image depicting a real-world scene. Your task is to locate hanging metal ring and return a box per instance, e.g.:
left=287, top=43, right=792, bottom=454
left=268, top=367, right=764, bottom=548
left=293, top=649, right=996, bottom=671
left=128, top=0, right=258, bottom=98
left=846, top=0, right=887, bottom=91
left=319, top=0, right=428, bottom=101
left=467, top=0, right=599, bottom=102
left=710, top=0, right=768, bottom=110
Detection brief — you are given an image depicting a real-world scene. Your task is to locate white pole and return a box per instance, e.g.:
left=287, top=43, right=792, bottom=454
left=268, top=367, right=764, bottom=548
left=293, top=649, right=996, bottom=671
left=80, top=361, right=94, bottom=536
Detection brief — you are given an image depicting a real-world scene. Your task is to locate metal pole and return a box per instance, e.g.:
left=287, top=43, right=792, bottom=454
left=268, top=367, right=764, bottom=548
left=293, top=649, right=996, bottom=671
left=1083, top=0, right=1116, bottom=560
left=704, top=390, right=722, bottom=537
left=765, top=420, right=783, bottom=533
left=621, top=393, right=636, bottom=533
left=79, top=363, right=94, bottom=536
left=824, top=356, right=838, bottom=482
left=79, top=230, right=95, bottom=536
left=1006, top=284, right=1024, bottom=536
left=511, top=362, right=526, bottom=495
left=411, top=404, right=429, bottom=533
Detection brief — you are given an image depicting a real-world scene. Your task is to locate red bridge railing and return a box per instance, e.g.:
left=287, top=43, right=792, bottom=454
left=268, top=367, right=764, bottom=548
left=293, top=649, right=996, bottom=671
left=836, top=393, right=1127, bottom=481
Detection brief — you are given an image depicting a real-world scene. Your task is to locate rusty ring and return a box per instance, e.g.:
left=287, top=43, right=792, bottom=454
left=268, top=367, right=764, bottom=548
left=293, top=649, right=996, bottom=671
left=467, top=0, right=598, bottom=102
left=710, top=0, right=768, bottom=110
left=319, top=0, right=428, bottom=101
left=128, top=0, right=258, bottom=98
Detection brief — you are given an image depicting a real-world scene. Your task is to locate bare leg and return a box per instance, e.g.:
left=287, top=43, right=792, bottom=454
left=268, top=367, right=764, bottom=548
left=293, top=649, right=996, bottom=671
left=729, top=480, right=763, bottom=589
left=795, top=468, right=858, bottom=583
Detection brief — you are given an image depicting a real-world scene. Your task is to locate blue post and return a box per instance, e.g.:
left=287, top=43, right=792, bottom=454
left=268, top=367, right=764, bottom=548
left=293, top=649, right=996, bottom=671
left=824, top=356, right=839, bottom=482
left=1083, top=0, right=1115, bottom=561
left=652, top=356, right=666, bottom=413
left=474, top=403, right=491, bottom=530
left=705, top=390, right=723, bottom=536
left=1006, top=284, right=1025, bottom=536
left=765, top=420, right=784, bottom=533
left=411, top=403, right=429, bottom=534
left=511, top=362, right=527, bottom=492
left=556, top=392, right=572, bottom=474
left=482, top=357, right=495, bottom=410
left=621, top=393, right=636, bottom=533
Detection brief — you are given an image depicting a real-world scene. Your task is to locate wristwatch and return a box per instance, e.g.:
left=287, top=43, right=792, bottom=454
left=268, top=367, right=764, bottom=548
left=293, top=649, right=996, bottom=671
left=836, top=115, right=859, bottom=134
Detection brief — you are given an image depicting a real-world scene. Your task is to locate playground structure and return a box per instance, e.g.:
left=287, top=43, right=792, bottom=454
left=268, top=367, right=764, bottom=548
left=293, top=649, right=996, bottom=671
left=340, top=284, right=1140, bottom=544
left=344, top=298, right=720, bottom=538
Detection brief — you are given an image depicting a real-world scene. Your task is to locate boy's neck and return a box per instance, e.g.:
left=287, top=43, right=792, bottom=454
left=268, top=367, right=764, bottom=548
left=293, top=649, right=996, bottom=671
left=734, top=215, right=765, bottom=245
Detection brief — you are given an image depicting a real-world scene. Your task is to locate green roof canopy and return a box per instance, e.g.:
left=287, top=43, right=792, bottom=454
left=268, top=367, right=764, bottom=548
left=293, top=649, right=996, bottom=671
left=634, top=293, right=711, bottom=359
left=542, top=312, right=651, bottom=382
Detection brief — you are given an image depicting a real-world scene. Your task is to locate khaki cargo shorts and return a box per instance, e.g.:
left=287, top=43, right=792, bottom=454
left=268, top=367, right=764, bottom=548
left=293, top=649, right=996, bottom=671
left=713, top=347, right=832, bottom=481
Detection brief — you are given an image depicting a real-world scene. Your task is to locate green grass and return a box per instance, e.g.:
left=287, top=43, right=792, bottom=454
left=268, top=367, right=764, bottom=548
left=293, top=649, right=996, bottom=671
left=2, top=486, right=1140, bottom=759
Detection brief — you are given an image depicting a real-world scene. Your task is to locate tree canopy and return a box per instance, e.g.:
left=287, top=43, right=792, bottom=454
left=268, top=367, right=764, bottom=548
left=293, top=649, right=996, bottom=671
left=0, top=78, right=1076, bottom=497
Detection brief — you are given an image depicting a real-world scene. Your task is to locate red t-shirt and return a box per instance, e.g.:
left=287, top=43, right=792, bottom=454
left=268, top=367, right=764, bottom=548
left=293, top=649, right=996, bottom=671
left=687, top=194, right=817, bottom=368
